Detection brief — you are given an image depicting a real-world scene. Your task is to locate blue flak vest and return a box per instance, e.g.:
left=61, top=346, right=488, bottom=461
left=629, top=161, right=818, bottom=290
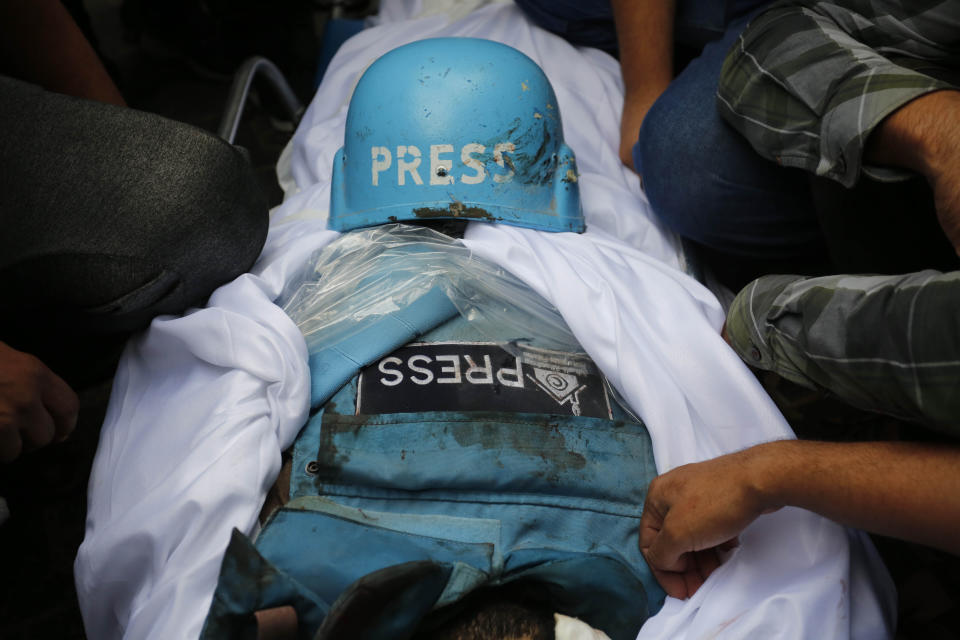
left=201, top=227, right=666, bottom=640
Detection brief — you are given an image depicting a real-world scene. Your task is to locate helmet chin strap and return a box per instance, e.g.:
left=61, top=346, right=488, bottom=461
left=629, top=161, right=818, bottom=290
left=406, top=219, right=470, bottom=239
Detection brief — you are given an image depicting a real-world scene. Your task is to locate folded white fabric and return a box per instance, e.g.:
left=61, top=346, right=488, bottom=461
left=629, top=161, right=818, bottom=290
left=75, top=2, right=896, bottom=639
left=556, top=613, right=613, bottom=640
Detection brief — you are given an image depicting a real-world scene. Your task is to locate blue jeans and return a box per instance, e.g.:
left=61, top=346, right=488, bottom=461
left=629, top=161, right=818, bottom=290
left=513, top=1, right=829, bottom=288
left=635, top=12, right=828, bottom=284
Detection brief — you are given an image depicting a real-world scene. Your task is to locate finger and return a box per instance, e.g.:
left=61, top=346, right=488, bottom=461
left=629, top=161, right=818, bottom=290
left=682, top=567, right=706, bottom=599
left=21, top=401, right=56, bottom=451
left=651, top=561, right=696, bottom=601
left=645, top=517, right=687, bottom=574
left=40, top=366, right=78, bottom=441
left=677, top=550, right=713, bottom=597
left=0, top=425, right=23, bottom=463
left=638, top=504, right=664, bottom=552
left=694, top=547, right=722, bottom=585
left=717, top=537, right=740, bottom=552
left=619, top=143, right=636, bottom=170
left=720, top=321, right=731, bottom=345
left=641, top=511, right=698, bottom=600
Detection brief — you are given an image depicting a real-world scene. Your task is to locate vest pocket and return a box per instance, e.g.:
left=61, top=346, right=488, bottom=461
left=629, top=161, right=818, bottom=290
left=310, top=410, right=655, bottom=512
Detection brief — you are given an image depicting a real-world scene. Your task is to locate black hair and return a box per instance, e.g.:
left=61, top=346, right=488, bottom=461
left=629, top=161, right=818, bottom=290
left=411, top=584, right=556, bottom=640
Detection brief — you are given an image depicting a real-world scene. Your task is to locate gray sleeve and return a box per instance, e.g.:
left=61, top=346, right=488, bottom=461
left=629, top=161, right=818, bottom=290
left=716, top=0, right=958, bottom=187
left=725, top=270, right=960, bottom=433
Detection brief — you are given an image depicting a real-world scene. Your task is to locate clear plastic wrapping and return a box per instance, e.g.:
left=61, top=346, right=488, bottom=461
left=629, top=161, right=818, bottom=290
left=279, top=224, right=583, bottom=357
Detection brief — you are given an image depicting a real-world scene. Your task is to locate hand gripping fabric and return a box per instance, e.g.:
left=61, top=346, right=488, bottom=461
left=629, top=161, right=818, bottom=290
left=329, top=38, right=584, bottom=233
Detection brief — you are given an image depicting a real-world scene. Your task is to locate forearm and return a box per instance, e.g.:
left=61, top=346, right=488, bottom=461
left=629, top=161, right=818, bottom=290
left=865, top=89, right=960, bottom=252
left=717, top=4, right=952, bottom=188
left=865, top=90, right=960, bottom=177
left=641, top=424, right=960, bottom=598
left=611, top=0, right=675, bottom=102
left=752, top=439, right=960, bottom=554
left=610, top=0, right=675, bottom=168
left=0, top=0, right=125, bottom=105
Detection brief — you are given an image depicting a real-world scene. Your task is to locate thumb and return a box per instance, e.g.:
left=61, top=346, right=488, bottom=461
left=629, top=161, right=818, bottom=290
left=644, top=516, right=687, bottom=573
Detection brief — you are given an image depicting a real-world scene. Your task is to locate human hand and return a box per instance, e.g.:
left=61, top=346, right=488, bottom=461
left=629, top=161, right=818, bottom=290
left=639, top=446, right=779, bottom=599
left=0, top=342, right=78, bottom=462
left=619, top=89, right=663, bottom=172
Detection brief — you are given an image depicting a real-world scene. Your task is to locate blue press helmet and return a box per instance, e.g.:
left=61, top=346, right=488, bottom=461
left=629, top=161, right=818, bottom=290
left=329, top=38, right=584, bottom=233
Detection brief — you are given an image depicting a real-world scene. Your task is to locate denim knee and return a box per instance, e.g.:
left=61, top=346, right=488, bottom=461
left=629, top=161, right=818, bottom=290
left=635, top=92, right=818, bottom=261
left=634, top=97, right=721, bottom=245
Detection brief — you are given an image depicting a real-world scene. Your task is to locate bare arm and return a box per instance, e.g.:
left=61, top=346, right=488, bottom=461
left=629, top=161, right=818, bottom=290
left=639, top=439, right=960, bottom=599
left=865, top=89, right=960, bottom=253
left=611, top=0, right=676, bottom=171
left=0, top=0, right=125, bottom=105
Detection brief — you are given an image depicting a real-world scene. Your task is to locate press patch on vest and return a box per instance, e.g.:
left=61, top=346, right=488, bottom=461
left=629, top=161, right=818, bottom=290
left=357, top=342, right=611, bottom=418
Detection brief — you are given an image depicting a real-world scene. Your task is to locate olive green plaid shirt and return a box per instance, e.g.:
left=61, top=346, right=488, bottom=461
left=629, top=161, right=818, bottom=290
left=717, top=0, right=960, bottom=187
left=725, top=271, right=960, bottom=434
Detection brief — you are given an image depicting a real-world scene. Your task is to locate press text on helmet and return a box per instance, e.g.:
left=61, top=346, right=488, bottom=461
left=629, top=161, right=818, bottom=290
left=370, top=143, right=516, bottom=186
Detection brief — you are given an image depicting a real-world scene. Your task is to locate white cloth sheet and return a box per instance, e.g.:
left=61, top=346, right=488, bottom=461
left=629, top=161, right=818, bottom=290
left=75, top=2, right=896, bottom=639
